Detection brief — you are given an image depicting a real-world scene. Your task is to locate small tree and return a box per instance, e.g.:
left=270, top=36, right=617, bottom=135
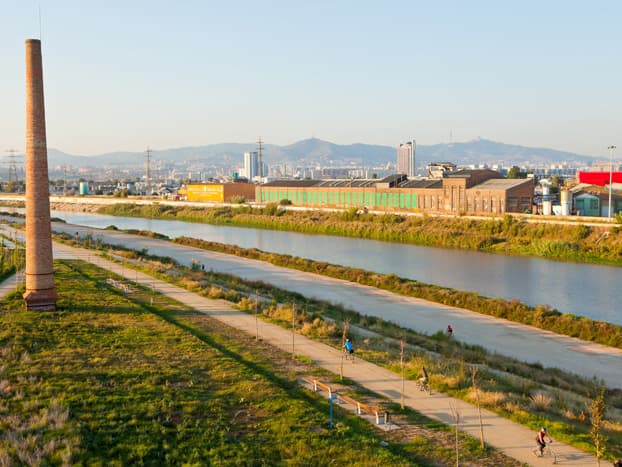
left=590, top=386, right=607, bottom=465
left=400, top=339, right=405, bottom=409
left=507, top=166, right=521, bottom=179
left=471, top=366, right=485, bottom=449
left=449, top=402, right=461, bottom=467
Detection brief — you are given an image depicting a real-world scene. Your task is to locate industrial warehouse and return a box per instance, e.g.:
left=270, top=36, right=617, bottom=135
left=256, top=169, right=534, bottom=215
left=182, top=169, right=534, bottom=215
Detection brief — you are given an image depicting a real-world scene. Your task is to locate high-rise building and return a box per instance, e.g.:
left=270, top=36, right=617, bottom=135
left=397, top=139, right=416, bottom=177
left=244, top=151, right=259, bottom=180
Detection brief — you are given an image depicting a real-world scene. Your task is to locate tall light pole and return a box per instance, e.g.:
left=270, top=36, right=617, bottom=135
left=608, top=145, right=616, bottom=219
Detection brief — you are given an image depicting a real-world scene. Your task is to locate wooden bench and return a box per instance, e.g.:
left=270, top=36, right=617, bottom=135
left=337, top=394, right=389, bottom=425
left=302, top=376, right=333, bottom=399
left=301, top=377, right=390, bottom=425
left=105, top=278, right=133, bottom=294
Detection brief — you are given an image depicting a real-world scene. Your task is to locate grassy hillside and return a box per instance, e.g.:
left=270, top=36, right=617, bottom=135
left=0, top=260, right=515, bottom=466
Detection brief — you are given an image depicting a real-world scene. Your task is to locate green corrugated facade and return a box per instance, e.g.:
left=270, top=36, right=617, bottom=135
left=257, top=187, right=418, bottom=209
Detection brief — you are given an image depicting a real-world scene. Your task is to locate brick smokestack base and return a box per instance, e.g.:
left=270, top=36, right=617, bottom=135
left=23, top=38, right=57, bottom=311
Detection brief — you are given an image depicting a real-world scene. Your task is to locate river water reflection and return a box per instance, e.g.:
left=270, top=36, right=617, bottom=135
left=50, top=210, right=621, bottom=325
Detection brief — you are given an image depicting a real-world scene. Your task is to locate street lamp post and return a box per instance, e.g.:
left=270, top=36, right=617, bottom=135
left=608, top=145, right=617, bottom=219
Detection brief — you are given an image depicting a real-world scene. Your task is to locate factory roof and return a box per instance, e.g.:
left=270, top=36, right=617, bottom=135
left=474, top=178, right=532, bottom=190
left=261, top=178, right=382, bottom=188
left=261, top=179, right=319, bottom=187
left=399, top=179, right=442, bottom=189
left=448, top=168, right=501, bottom=177
left=314, top=179, right=377, bottom=187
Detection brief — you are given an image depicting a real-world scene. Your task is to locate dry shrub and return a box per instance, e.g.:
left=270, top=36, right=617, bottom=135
left=178, top=277, right=201, bottom=290
left=467, top=389, right=506, bottom=407
left=300, top=317, right=338, bottom=338
left=262, top=305, right=293, bottom=323
left=440, top=375, right=463, bottom=389
left=236, top=297, right=256, bottom=312
left=563, top=409, right=577, bottom=420
left=206, top=286, right=225, bottom=299
left=504, top=401, right=522, bottom=413
left=604, top=419, right=622, bottom=432
left=530, top=391, right=553, bottom=410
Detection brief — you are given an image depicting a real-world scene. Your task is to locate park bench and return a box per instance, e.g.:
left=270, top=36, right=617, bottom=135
left=337, top=394, right=389, bottom=425
left=301, top=376, right=390, bottom=425
left=302, top=376, right=333, bottom=399
left=105, top=277, right=133, bottom=294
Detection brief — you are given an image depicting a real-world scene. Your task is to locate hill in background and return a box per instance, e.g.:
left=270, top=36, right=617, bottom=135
left=47, top=138, right=597, bottom=170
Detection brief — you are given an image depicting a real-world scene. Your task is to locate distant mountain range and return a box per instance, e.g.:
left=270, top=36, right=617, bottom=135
left=47, top=138, right=598, bottom=169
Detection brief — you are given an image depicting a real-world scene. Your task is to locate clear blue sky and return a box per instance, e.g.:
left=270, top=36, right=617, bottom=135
left=1, top=0, right=620, bottom=157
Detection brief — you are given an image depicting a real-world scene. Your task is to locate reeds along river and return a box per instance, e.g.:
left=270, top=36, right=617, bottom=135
left=45, top=209, right=622, bottom=326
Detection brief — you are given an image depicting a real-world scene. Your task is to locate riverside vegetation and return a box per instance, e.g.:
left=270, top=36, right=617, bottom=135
left=86, top=203, right=622, bottom=347
left=171, top=237, right=622, bottom=350
left=57, top=233, right=622, bottom=461
left=97, top=203, right=622, bottom=265
left=1, top=260, right=521, bottom=466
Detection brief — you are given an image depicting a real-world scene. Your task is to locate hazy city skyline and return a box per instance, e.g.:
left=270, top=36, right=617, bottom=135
left=1, top=1, right=620, bottom=158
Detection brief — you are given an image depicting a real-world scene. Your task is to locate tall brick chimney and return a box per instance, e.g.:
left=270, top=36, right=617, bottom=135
left=23, top=39, right=57, bottom=310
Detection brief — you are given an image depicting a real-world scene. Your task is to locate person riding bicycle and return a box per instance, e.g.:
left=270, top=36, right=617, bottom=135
left=343, top=338, right=354, bottom=360
left=446, top=325, right=453, bottom=337
left=418, top=366, right=429, bottom=388
left=535, top=427, right=552, bottom=456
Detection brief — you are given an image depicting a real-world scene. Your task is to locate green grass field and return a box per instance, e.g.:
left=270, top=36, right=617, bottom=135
left=0, top=260, right=518, bottom=466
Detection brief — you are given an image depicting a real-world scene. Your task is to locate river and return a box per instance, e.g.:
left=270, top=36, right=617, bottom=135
left=26, top=209, right=622, bottom=325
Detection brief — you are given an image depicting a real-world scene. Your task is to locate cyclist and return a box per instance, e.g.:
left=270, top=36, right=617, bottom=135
left=343, top=338, right=354, bottom=361
left=418, top=366, right=429, bottom=389
left=446, top=325, right=453, bottom=337
left=535, top=427, right=552, bottom=456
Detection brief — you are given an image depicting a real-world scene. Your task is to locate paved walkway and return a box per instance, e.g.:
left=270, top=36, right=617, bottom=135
left=39, top=222, right=622, bottom=391
left=31, top=241, right=597, bottom=466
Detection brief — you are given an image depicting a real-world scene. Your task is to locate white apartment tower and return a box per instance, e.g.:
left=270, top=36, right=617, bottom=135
left=243, top=151, right=259, bottom=180
left=397, top=139, right=416, bottom=177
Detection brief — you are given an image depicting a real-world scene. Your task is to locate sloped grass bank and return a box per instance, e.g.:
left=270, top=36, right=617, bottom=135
left=0, top=260, right=522, bottom=466
left=0, top=261, right=424, bottom=465
left=81, top=239, right=622, bottom=462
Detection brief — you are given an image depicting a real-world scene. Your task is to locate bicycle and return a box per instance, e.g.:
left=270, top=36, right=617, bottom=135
left=532, top=441, right=557, bottom=464
left=342, top=347, right=354, bottom=362
left=417, top=378, right=431, bottom=395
